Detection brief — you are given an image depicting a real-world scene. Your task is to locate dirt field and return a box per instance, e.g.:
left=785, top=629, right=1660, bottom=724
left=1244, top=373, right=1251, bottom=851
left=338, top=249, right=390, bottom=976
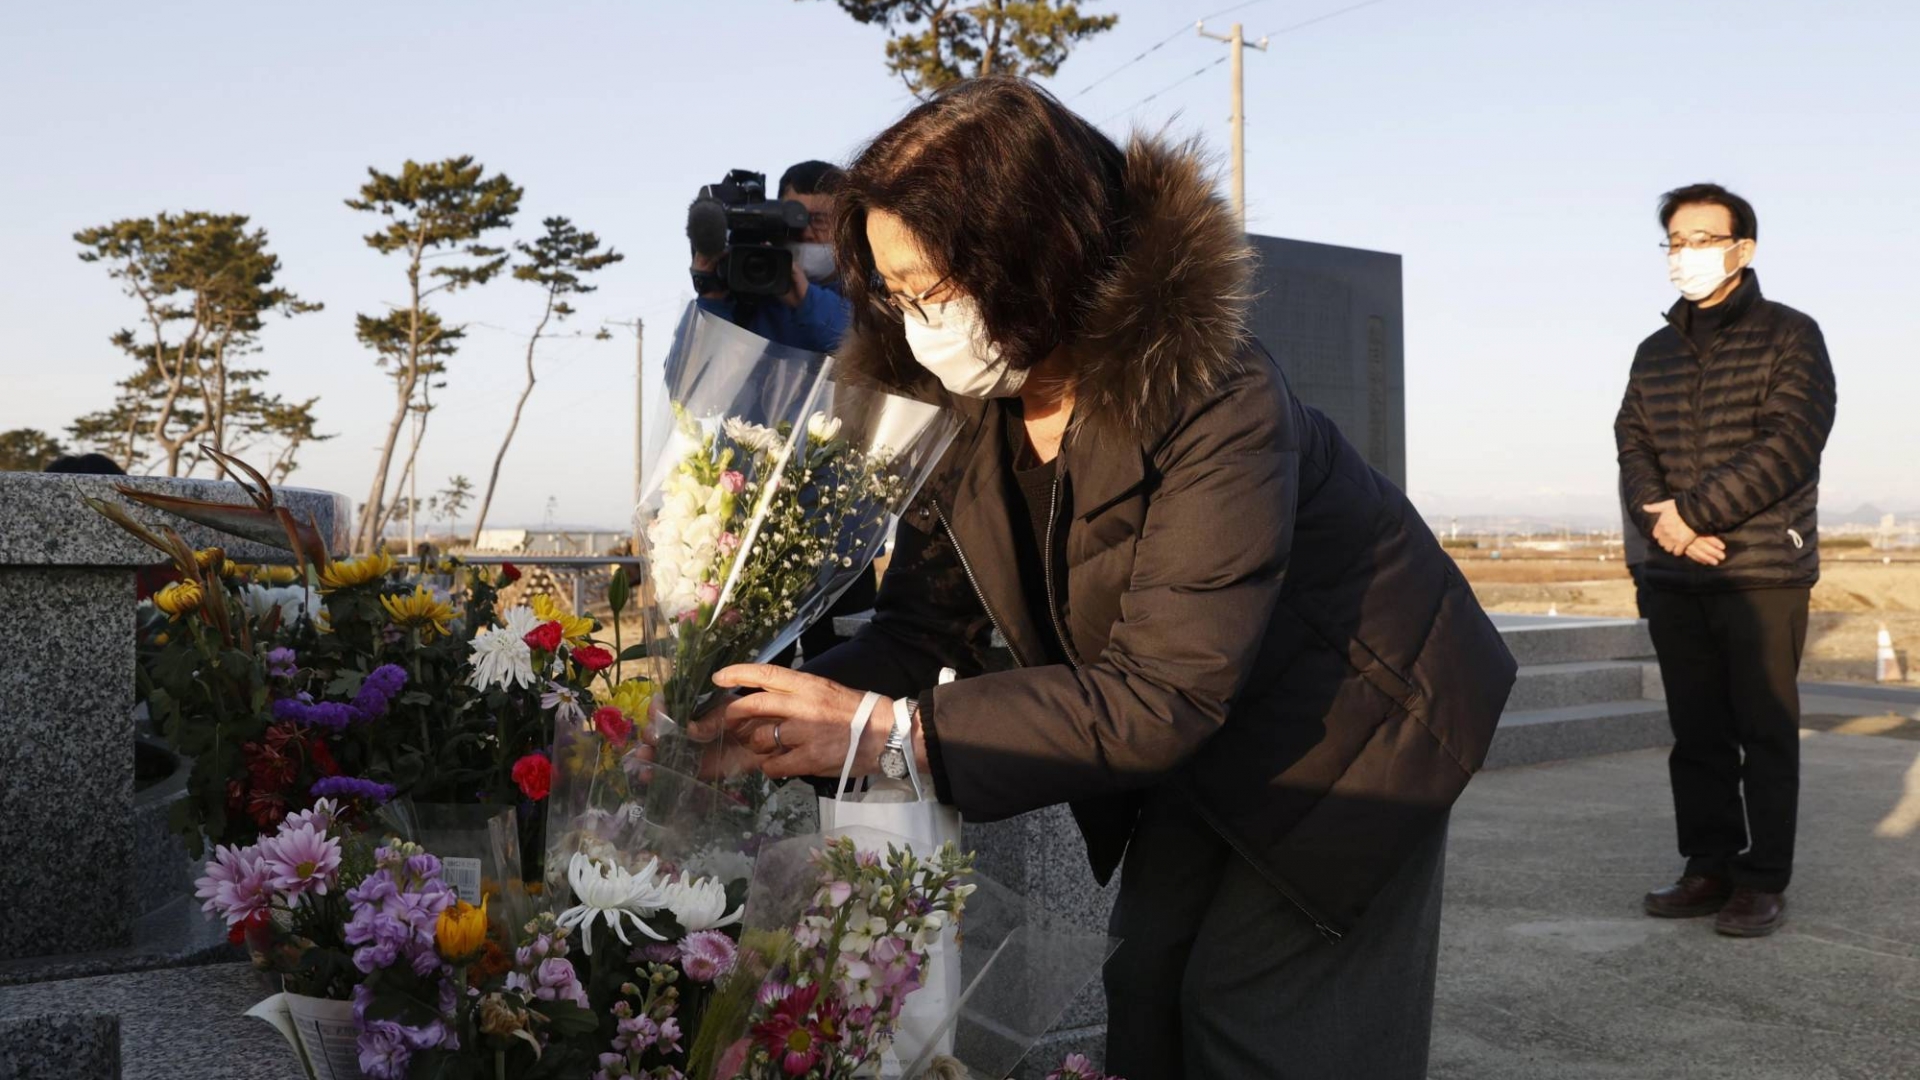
left=1454, top=554, right=1920, bottom=683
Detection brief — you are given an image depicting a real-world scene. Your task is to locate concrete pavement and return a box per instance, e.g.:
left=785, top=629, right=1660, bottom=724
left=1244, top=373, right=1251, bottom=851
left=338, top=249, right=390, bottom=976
left=1432, top=730, right=1920, bottom=1079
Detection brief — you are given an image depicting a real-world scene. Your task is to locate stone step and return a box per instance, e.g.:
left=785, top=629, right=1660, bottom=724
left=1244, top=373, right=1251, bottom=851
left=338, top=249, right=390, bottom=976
left=1506, top=660, right=1654, bottom=713
left=1495, top=617, right=1655, bottom=667
left=1484, top=700, right=1672, bottom=769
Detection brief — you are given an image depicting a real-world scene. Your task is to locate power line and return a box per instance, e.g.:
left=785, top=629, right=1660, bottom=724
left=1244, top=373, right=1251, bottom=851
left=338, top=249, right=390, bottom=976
left=1067, top=0, right=1285, bottom=101
left=1096, top=0, right=1392, bottom=126
left=1099, top=56, right=1227, bottom=125
left=1259, top=0, right=1390, bottom=38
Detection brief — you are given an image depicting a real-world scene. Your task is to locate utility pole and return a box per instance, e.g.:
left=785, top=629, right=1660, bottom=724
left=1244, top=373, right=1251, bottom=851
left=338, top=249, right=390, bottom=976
left=605, top=316, right=646, bottom=552
left=1198, top=21, right=1268, bottom=231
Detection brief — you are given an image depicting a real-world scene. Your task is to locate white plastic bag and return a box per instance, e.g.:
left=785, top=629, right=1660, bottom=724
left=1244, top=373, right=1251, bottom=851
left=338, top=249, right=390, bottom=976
left=817, top=683, right=964, bottom=1074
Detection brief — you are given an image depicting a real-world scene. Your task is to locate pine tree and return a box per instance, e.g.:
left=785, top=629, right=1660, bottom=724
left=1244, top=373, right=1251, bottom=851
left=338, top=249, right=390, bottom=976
left=69, top=212, right=321, bottom=475
left=804, top=0, right=1117, bottom=99
left=346, top=156, right=522, bottom=551
left=0, top=429, right=67, bottom=471
left=470, top=217, right=623, bottom=544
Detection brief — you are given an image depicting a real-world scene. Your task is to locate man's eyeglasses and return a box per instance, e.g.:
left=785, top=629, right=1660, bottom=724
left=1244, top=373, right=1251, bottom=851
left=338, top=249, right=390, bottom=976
left=1660, top=233, right=1738, bottom=252
left=808, top=211, right=832, bottom=230
left=868, top=272, right=951, bottom=323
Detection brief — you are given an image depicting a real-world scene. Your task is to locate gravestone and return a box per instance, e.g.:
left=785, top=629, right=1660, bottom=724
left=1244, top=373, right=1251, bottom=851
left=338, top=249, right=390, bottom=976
left=0, top=472, right=349, bottom=965
left=1245, top=234, right=1406, bottom=488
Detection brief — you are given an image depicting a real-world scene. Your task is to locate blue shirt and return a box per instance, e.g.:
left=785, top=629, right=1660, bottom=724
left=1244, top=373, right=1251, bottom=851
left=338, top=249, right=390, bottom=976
left=697, top=279, right=851, bottom=355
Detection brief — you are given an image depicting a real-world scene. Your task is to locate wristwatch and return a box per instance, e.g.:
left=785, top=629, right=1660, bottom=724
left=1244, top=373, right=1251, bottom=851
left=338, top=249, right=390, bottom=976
left=880, top=697, right=917, bottom=780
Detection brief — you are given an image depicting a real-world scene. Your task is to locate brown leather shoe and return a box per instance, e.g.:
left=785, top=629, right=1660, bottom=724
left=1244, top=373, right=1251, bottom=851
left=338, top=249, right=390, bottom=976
left=1714, top=888, right=1786, bottom=937
left=1643, top=874, right=1732, bottom=918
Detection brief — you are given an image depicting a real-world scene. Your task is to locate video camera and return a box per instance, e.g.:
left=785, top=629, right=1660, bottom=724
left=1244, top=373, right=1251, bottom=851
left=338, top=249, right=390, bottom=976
left=687, top=169, right=811, bottom=298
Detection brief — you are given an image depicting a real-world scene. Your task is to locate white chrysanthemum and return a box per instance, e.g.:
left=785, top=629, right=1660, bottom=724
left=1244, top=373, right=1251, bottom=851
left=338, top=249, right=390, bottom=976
left=724, top=417, right=785, bottom=455
left=468, top=611, right=537, bottom=691
left=662, top=873, right=744, bottom=932
left=555, top=853, right=672, bottom=955
left=240, top=584, right=321, bottom=626
left=806, top=411, right=843, bottom=443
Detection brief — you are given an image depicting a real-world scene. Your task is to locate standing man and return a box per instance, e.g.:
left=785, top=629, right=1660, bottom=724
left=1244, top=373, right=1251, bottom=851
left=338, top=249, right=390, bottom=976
left=1616, top=183, right=1837, bottom=937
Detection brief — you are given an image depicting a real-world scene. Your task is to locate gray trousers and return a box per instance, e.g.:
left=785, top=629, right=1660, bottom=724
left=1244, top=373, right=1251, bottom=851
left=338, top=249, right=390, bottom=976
left=1105, top=790, right=1447, bottom=1080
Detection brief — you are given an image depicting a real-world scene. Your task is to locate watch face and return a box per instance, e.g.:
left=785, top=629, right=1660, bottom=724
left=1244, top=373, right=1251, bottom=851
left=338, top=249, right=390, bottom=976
left=880, top=749, right=909, bottom=780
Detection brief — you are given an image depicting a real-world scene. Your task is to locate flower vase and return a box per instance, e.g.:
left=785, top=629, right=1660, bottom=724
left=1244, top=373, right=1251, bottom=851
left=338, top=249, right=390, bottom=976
left=282, top=988, right=367, bottom=1080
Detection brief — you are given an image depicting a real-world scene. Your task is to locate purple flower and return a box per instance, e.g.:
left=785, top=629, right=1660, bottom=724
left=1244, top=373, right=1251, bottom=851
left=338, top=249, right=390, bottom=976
left=309, top=775, right=397, bottom=805
left=357, top=1020, right=412, bottom=1080
left=532, top=957, right=589, bottom=1008
left=271, top=694, right=358, bottom=730
left=678, top=930, right=737, bottom=983
left=351, top=664, right=408, bottom=718
left=266, top=647, right=298, bottom=678
left=258, top=822, right=341, bottom=902
left=404, top=853, right=442, bottom=882
left=194, top=843, right=273, bottom=926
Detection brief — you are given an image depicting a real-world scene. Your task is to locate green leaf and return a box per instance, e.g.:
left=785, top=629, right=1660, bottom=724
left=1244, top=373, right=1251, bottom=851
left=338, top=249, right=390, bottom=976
left=616, top=642, right=651, bottom=663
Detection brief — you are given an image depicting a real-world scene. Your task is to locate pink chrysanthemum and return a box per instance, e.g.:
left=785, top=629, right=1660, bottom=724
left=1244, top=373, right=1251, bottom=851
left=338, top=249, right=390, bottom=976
left=260, top=821, right=342, bottom=903
left=678, top=930, right=738, bottom=983
left=194, top=843, right=274, bottom=926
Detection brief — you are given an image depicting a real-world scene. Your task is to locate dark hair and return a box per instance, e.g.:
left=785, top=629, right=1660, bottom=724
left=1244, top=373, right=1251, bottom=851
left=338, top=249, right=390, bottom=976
left=44, top=452, right=126, bottom=475
left=1659, top=182, right=1758, bottom=241
left=779, top=160, right=846, bottom=198
left=833, top=76, right=1131, bottom=372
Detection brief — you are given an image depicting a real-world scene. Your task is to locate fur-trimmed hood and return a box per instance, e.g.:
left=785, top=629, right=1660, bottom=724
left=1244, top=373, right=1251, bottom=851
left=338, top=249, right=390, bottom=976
left=836, top=135, right=1256, bottom=437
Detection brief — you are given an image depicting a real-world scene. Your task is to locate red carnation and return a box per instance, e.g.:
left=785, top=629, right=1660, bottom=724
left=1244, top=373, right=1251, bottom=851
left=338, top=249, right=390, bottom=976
left=592, top=706, right=633, bottom=745
left=572, top=644, right=614, bottom=672
left=307, top=737, right=340, bottom=777
left=511, top=752, right=552, bottom=802
left=500, top=562, right=521, bottom=584
left=523, top=620, right=564, bottom=653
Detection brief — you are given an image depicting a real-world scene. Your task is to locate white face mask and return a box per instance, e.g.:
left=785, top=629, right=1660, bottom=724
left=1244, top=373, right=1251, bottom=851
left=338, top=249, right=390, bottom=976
left=1668, top=245, right=1742, bottom=302
left=789, top=242, right=837, bottom=283
left=901, top=297, right=1028, bottom=399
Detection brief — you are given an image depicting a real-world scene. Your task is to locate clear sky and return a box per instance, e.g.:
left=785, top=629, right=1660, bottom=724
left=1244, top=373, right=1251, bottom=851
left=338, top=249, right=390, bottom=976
left=5, top=0, right=1915, bottom=528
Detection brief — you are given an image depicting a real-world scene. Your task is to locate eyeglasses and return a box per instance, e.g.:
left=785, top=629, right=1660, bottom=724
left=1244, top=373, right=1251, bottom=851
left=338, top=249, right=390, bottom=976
left=1660, top=233, right=1738, bottom=252
left=868, top=272, right=952, bottom=323
left=807, top=211, right=832, bottom=230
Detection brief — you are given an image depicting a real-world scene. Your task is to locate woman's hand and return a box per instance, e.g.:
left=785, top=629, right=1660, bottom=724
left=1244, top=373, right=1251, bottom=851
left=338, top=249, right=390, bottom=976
left=696, top=664, right=892, bottom=781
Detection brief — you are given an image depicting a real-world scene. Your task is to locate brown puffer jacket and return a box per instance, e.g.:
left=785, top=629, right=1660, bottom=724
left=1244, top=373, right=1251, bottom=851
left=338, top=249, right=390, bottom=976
left=1616, top=272, right=1838, bottom=591
left=807, top=136, right=1516, bottom=936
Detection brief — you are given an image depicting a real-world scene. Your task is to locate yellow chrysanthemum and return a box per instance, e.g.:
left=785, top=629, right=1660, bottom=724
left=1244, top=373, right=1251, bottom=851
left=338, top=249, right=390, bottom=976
left=251, top=565, right=300, bottom=587
left=435, top=896, right=489, bottom=962
left=599, top=678, right=654, bottom=728
left=194, top=548, right=242, bottom=578
left=529, top=594, right=594, bottom=645
left=154, top=580, right=205, bottom=618
left=319, top=551, right=396, bottom=591
left=380, top=586, right=455, bottom=641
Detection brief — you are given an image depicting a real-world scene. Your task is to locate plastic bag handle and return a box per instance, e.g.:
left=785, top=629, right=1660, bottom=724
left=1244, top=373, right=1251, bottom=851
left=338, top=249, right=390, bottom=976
left=835, top=691, right=884, bottom=802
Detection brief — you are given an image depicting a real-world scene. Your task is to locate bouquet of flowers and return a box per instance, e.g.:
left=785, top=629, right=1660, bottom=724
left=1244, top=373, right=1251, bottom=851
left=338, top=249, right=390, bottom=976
left=92, top=456, right=591, bottom=878
left=545, top=304, right=959, bottom=897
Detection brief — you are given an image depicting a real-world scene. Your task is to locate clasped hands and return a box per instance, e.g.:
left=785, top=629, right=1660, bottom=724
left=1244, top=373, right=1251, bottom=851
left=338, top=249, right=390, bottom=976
left=1642, top=500, right=1725, bottom=567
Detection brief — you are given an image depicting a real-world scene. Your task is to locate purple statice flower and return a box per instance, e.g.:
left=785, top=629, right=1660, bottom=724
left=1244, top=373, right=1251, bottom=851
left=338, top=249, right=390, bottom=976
left=350, top=664, right=408, bottom=719
left=266, top=647, right=298, bottom=678
left=309, top=775, right=397, bottom=805
left=258, top=822, right=342, bottom=903
left=678, top=930, right=737, bottom=983
left=270, top=694, right=358, bottom=730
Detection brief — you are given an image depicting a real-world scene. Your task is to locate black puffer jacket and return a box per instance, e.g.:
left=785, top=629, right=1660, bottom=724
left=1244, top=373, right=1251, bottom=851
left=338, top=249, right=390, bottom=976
left=809, top=136, right=1517, bottom=935
left=1616, top=272, right=1837, bottom=591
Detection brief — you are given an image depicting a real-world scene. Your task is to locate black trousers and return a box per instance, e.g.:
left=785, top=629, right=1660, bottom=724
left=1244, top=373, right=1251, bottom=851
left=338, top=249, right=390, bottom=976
left=1105, top=790, right=1446, bottom=1080
left=1642, top=585, right=1809, bottom=892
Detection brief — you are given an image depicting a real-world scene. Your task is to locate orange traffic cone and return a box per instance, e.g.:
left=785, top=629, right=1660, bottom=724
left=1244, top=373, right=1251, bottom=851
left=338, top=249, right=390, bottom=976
left=1876, top=625, right=1903, bottom=683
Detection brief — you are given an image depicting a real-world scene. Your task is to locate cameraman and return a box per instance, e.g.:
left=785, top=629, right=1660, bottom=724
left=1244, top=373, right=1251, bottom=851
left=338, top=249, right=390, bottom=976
left=691, top=160, right=851, bottom=353
left=688, top=159, right=872, bottom=664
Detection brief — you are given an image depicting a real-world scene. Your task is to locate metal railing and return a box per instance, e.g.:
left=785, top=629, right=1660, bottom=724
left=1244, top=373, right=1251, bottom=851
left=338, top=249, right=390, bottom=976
left=395, top=553, right=645, bottom=618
